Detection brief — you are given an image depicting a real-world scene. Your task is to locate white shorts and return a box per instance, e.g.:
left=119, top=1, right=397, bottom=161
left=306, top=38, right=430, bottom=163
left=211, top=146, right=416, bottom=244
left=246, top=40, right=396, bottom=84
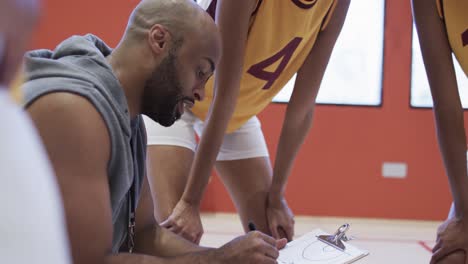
left=143, top=111, right=269, bottom=161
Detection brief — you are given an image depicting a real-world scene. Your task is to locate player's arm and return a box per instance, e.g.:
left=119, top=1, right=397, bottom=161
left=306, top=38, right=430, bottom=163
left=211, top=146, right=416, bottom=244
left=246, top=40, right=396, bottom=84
left=412, top=0, right=468, bottom=219
left=177, top=0, right=257, bottom=217
left=27, top=92, right=115, bottom=264
left=182, top=0, right=256, bottom=203
left=412, top=0, right=468, bottom=262
left=26, top=93, right=214, bottom=264
left=267, top=0, right=350, bottom=240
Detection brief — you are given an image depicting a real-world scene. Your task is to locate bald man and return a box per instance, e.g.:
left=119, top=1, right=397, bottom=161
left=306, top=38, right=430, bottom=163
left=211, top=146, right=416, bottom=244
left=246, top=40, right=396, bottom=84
left=22, top=0, right=286, bottom=263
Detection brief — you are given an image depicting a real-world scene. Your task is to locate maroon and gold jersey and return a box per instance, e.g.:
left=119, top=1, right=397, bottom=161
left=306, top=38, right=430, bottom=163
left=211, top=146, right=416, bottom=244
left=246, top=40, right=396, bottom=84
left=192, top=0, right=337, bottom=132
left=437, top=0, right=468, bottom=75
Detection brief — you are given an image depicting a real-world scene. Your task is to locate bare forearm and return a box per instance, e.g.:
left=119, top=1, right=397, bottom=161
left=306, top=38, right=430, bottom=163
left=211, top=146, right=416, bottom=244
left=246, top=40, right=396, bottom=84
left=106, top=254, right=163, bottom=264
left=425, top=41, right=468, bottom=212
left=180, top=5, right=245, bottom=204
left=105, top=250, right=217, bottom=264
left=104, top=225, right=217, bottom=264
left=182, top=101, right=237, bottom=204
left=181, top=36, right=243, bottom=204
left=271, top=110, right=314, bottom=194
left=135, top=224, right=207, bottom=257
left=268, top=0, right=349, bottom=196
left=412, top=0, right=468, bottom=217
left=181, top=0, right=254, bottom=205
left=434, top=108, right=468, bottom=216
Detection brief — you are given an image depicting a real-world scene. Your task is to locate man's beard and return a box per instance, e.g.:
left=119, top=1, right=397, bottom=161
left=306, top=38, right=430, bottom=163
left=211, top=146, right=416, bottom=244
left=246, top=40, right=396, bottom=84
left=141, top=51, right=191, bottom=127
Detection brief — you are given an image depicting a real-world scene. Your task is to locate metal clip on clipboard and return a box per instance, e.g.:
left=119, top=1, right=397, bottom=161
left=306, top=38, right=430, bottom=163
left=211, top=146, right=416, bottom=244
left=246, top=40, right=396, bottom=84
left=317, top=223, right=352, bottom=251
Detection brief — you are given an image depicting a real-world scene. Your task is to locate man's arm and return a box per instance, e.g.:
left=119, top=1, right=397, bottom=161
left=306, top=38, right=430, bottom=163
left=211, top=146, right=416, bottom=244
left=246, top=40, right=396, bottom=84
left=26, top=92, right=202, bottom=264
left=27, top=92, right=283, bottom=264
left=412, top=0, right=468, bottom=262
left=267, top=0, right=350, bottom=240
left=161, top=0, right=258, bottom=242
left=134, top=174, right=287, bottom=264
left=27, top=92, right=113, bottom=264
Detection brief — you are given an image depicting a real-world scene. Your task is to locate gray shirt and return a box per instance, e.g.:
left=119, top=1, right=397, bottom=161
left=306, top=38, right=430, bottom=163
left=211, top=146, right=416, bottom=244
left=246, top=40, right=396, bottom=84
left=22, top=34, right=147, bottom=253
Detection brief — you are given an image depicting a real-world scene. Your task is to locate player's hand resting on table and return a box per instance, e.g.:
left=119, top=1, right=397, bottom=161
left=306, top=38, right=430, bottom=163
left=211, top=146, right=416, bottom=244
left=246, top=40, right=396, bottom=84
left=431, top=216, right=468, bottom=264
left=267, top=193, right=295, bottom=242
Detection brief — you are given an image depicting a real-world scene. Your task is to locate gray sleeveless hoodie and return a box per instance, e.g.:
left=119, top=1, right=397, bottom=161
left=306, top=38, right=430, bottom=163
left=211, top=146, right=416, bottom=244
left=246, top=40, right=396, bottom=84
left=22, top=34, right=146, bottom=253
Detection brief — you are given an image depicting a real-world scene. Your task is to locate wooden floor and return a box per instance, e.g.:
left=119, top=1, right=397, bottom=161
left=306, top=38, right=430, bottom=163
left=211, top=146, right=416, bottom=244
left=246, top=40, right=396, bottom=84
left=200, top=213, right=439, bottom=263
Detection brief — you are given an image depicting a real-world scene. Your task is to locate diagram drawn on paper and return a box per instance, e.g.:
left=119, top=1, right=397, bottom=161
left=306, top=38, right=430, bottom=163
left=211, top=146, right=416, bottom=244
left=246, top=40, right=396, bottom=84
left=278, top=229, right=368, bottom=264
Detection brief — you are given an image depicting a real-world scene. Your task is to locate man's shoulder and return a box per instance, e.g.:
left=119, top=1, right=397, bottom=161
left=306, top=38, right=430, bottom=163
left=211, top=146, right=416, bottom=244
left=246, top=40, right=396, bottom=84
left=26, top=91, right=111, bottom=171
left=27, top=92, right=108, bottom=138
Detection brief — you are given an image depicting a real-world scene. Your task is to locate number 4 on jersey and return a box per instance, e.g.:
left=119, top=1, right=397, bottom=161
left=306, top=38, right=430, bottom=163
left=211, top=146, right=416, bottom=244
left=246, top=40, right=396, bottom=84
left=247, top=37, right=303, bottom=90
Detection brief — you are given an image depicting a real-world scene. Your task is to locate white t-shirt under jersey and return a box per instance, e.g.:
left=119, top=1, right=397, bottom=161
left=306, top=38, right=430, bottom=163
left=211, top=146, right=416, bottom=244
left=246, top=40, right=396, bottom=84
left=0, top=88, right=71, bottom=263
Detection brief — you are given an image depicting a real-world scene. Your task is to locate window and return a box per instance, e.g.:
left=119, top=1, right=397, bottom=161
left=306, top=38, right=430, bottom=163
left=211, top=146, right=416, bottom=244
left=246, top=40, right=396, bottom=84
left=411, top=24, right=468, bottom=108
left=273, top=0, right=385, bottom=106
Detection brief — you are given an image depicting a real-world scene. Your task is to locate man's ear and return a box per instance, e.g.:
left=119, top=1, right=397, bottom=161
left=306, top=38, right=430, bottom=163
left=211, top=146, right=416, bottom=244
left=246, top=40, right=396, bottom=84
left=148, top=24, right=170, bottom=55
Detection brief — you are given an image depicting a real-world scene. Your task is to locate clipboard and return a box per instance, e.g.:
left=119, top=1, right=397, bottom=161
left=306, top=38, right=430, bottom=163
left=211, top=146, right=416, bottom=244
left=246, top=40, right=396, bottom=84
left=317, top=224, right=352, bottom=251
left=278, top=223, right=369, bottom=264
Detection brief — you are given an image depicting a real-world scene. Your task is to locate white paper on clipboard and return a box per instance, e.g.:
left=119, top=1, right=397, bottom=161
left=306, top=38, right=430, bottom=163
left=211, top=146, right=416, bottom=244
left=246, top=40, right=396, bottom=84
left=278, top=229, right=369, bottom=264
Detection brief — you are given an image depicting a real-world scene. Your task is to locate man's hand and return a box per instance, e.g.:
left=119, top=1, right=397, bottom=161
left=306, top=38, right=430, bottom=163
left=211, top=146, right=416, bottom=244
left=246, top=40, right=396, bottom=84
left=0, top=0, right=40, bottom=86
left=431, top=216, right=468, bottom=263
left=160, top=199, right=204, bottom=244
left=266, top=193, right=295, bottom=241
left=214, top=231, right=287, bottom=264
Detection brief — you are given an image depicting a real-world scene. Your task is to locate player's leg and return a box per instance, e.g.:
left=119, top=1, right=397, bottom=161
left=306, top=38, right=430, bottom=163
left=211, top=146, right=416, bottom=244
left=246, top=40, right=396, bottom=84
left=199, top=116, right=273, bottom=235
left=216, top=157, right=273, bottom=235
left=143, top=113, right=196, bottom=222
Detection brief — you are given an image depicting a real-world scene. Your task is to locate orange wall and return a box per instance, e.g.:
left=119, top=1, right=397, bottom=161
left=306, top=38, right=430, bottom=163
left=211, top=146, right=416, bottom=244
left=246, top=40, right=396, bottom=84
left=31, top=0, right=463, bottom=221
